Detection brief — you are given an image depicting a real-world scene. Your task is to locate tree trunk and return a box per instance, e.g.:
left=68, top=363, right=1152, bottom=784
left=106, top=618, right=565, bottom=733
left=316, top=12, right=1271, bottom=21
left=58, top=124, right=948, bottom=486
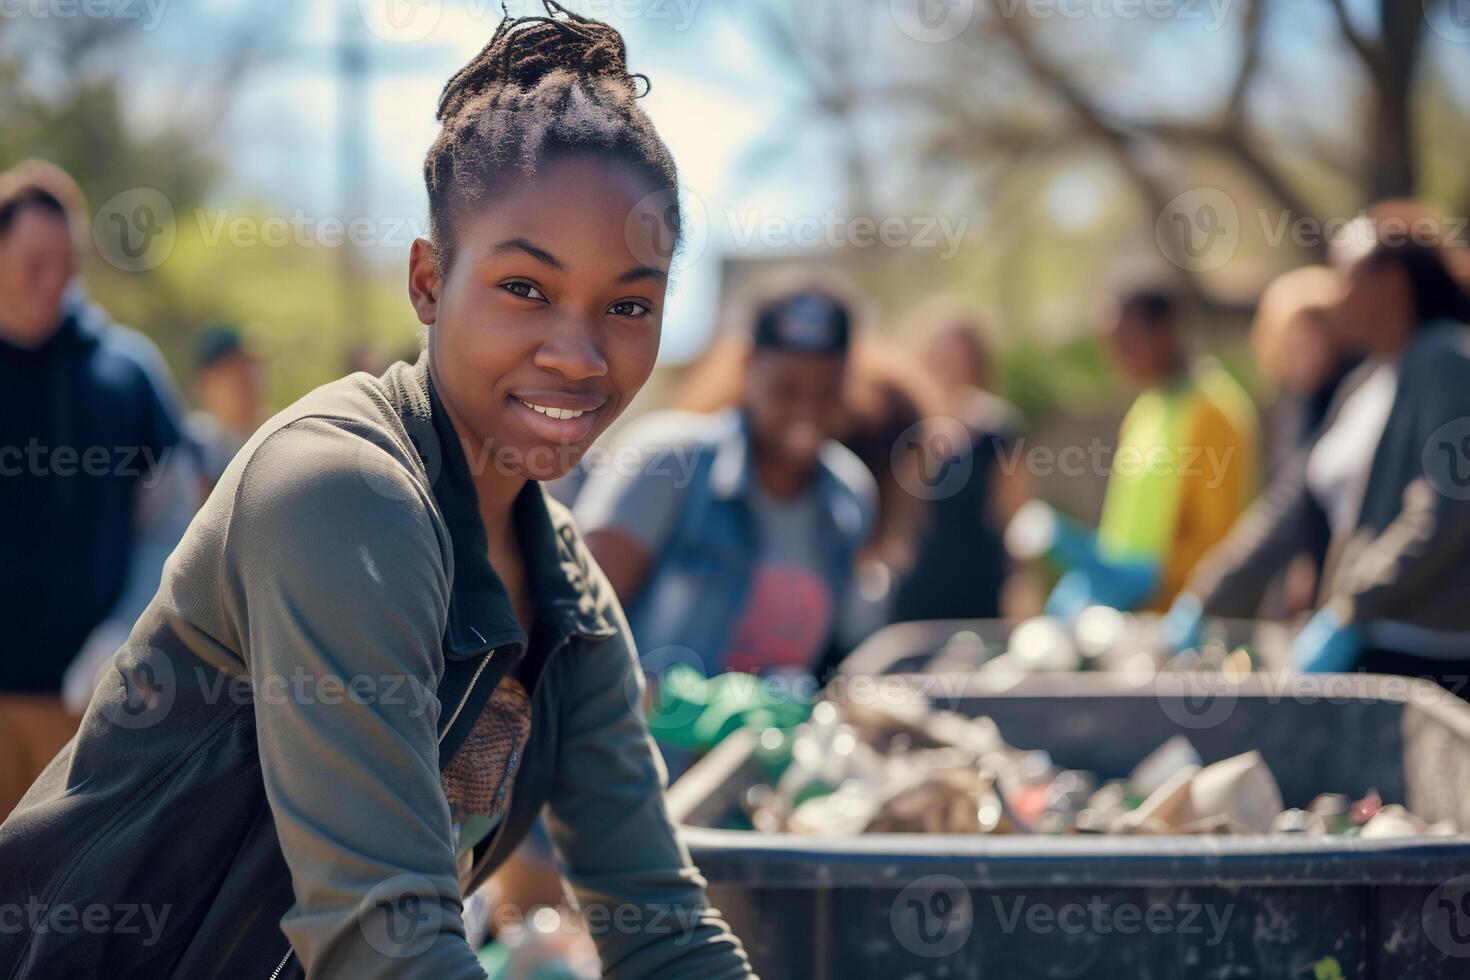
left=1369, top=0, right=1425, bottom=199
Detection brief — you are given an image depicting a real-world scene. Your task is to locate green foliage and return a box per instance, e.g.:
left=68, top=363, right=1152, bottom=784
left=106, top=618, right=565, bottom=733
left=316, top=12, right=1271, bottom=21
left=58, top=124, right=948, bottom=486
left=998, top=334, right=1116, bottom=422
left=0, top=31, right=421, bottom=408
left=87, top=214, right=420, bottom=408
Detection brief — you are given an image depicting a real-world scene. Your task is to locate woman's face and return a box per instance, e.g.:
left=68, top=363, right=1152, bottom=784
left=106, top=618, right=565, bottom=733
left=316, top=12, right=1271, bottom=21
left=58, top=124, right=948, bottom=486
left=743, top=347, right=847, bottom=477
left=0, top=206, right=75, bottom=347
left=411, top=154, right=672, bottom=481
left=1276, top=311, right=1338, bottom=396
left=1331, top=255, right=1412, bottom=356
left=925, top=326, right=986, bottom=394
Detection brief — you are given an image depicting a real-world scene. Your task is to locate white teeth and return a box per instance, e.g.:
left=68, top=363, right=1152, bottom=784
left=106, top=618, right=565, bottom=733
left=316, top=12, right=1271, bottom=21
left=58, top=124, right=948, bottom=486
left=519, top=399, right=586, bottom=421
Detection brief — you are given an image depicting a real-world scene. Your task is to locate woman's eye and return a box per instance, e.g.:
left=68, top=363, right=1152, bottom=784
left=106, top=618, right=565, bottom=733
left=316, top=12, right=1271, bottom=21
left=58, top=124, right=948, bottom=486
left=608, top=299, right=651, bottom=318
left=501, top=281, right=546, bottom=302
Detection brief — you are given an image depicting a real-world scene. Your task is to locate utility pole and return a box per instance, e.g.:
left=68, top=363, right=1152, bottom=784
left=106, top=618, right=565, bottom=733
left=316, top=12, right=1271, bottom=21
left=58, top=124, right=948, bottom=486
left=337, top=2, right=371, bottom=338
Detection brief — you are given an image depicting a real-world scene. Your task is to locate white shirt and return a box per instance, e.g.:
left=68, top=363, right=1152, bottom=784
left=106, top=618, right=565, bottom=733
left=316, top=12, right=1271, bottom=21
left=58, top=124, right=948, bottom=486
left=1306, top=360, right=1397, bottom=537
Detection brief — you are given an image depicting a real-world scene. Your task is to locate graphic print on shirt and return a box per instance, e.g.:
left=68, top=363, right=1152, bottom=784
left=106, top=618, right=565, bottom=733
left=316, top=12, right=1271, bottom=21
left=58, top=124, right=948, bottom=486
left=723, top=565, right=833, bottom=674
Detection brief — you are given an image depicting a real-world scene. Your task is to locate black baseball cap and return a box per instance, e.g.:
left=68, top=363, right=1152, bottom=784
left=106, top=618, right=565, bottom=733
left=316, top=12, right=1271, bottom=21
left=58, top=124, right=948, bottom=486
left=197, top=324, right=258, bottom=369
left=752, top=289, right=851, bottom=355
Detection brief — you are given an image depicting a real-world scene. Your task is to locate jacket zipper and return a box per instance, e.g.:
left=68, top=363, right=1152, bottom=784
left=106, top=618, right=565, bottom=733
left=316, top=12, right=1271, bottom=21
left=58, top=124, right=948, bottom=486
left=267, top=647, right=498, bottom=979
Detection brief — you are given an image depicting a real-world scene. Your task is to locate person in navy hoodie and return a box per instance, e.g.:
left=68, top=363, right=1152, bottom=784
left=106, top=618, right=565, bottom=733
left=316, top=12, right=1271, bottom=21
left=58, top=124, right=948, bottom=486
left=0, top=160, right=196, bottom=814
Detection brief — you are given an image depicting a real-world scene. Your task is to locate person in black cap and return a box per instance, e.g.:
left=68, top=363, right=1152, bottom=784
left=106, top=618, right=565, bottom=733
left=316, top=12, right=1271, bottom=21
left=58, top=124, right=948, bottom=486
left=576, top=274, right=876, bottom=689
left=186, top=323, right=265, bottom=491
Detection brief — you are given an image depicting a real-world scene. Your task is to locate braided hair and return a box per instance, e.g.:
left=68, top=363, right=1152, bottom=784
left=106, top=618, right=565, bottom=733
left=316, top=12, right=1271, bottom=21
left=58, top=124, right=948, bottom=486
left=424, top=1, right=680, bottom=273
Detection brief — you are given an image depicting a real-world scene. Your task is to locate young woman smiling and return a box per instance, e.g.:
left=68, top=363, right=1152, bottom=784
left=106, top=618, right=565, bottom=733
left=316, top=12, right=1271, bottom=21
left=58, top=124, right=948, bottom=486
left=0, top=5, right=754, bottom=978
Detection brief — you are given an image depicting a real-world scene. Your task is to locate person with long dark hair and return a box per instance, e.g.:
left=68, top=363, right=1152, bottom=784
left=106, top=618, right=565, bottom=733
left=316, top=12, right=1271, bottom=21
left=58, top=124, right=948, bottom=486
left=889, top=303, right=1030, bottom=623
left=0, top=6, right=754, bottom=977
left=1170, top=212, right=1470, bottom=690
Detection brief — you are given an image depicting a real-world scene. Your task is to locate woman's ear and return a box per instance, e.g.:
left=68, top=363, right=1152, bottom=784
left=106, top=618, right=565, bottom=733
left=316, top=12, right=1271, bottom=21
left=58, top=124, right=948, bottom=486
left=408, top=237, right=442, bottom=327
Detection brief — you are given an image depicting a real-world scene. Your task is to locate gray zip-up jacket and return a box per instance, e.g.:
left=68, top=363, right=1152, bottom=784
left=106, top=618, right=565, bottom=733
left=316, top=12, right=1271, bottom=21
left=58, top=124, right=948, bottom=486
left=1189, top=320, right=1470, bottom=641
left=0, top=353, right=753, bottom=979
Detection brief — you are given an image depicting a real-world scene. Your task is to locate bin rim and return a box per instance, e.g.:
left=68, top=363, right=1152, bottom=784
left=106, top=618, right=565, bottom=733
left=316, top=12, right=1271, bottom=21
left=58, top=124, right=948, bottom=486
left=680, top=825, right=1470, bottom=888
left=821, top=671, right=1470, bottom=739
left=834, top=616, right=1295, bottom=677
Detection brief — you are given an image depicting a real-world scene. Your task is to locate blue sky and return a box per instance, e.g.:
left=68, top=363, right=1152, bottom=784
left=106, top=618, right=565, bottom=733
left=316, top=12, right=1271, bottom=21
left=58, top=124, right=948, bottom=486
left=87, top=0, right=1470, bottom=356
left=177, top=0, right=842, bottom=361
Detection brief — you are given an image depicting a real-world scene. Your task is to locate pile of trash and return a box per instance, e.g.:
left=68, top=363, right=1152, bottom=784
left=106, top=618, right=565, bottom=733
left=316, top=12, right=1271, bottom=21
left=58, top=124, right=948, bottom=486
left=920, top=607, right=1262, bottom=681
left=644, top=612, right=1272, bottom=765
left=732, top=699, right=1454, bottom=839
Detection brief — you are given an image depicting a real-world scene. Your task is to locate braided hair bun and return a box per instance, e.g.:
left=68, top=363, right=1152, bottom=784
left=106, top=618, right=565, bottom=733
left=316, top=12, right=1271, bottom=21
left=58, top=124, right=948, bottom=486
left=424, top=1, right=677, bottom=269
left=437, top=1, right=645, bottom=119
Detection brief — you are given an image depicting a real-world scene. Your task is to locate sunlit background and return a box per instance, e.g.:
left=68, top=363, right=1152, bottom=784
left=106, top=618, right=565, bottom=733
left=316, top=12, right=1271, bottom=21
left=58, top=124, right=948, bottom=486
left=5, top=0, right=1470, bottom=454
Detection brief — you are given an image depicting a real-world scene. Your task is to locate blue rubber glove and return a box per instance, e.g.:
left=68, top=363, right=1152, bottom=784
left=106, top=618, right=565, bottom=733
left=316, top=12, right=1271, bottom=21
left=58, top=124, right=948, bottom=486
left=1044, top=558, right=1161, bottom=621
left=1291, top=607, right=1364, bottom=673
left=1006, top=501, right=1098, bottom=572
left=1163, top=592, right=1205, bottom=653
left=1045, top=569, right=1096, bottom=622
left=1046, top=511, right=1101, bottom=572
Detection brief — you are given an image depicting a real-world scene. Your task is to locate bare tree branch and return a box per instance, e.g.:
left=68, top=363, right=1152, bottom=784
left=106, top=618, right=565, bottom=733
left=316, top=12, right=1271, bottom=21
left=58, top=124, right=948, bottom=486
left=1225, top=0, right=1264, bottom=125
left=1324, top=0, right=1381, bottom=78
left=983, top=0, right=1328, bottom=306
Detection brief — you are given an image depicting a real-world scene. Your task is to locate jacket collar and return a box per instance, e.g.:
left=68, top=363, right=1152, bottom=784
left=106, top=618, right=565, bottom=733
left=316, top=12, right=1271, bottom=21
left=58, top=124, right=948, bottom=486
left=388, top=352, right=616, bottom=659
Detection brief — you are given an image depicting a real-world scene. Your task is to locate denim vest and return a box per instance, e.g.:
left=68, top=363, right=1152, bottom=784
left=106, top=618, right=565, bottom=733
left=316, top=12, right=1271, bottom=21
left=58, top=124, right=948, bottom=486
left=625, top=410, right=873, bottom=676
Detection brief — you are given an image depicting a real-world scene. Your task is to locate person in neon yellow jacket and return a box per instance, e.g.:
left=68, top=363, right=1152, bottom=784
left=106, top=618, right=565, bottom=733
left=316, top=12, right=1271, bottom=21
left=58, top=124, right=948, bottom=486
left=1018, top=288, right=1259, bottom=619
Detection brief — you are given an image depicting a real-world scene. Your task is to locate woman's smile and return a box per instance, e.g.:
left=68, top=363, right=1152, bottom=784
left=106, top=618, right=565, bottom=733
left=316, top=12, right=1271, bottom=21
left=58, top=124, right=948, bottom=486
left=509, top=390, right=607, bottom=444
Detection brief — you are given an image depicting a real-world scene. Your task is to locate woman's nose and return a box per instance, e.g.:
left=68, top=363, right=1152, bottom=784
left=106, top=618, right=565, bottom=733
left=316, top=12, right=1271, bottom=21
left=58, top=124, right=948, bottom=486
left=532, top=316, right=610, bottom=381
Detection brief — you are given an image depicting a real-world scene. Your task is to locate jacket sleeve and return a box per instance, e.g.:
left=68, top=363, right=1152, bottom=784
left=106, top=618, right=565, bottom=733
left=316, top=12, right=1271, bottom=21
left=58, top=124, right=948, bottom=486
left=544, top=592, right=755, bottom=979
left=222, top=419, right=486, bottom=979
left=1187, top=448, right=1319, bottom=618
left=1326, top=351, right=1470, bottom=624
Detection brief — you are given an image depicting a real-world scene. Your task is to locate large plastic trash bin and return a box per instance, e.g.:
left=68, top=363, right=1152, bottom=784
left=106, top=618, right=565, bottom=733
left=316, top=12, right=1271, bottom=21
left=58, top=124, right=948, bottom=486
left=668, top=673, right=1470, bottom=979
